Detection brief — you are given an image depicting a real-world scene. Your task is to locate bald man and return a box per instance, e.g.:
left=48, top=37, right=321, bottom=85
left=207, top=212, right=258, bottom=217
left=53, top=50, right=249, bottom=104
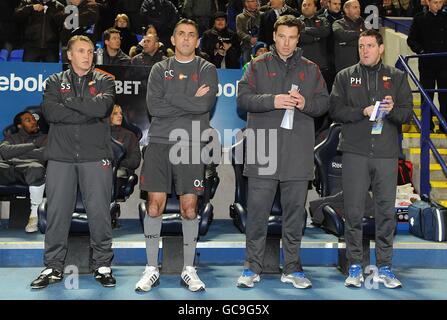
left=332, top=0, right=365, bottom=72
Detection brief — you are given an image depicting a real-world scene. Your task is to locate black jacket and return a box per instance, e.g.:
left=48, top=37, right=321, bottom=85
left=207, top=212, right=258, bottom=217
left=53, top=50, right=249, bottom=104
left=332, top=16, right=365, bottom=72
left=329, top=62, right=413, bottom=158
left=299, top=15, right=331, bottom=70
left=15, top=0, right=65, bottom=49
left=131, top=49, right=167, bottom=83
left=42, top=66, right=115, bottom=162
left=103, top=48, right=131, bottom=66
left=0, top=128, right=47, bottom=164
left=140, top=0, right=179, bottom=47
left=110, top=126, right=141, bottom=171
left=201, top=27, right=242, bottom=69
left=407, top=10, right=447, bottom=69
left=258, top=6, right=299, bottom=47
left=60, top=0, right=99, bottom=46
left=115, top=27, right=138, bottom=56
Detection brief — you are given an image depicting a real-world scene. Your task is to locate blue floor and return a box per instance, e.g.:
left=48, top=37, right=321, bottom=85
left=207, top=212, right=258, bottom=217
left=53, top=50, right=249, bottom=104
left=1, top=265, right=447, bottom=300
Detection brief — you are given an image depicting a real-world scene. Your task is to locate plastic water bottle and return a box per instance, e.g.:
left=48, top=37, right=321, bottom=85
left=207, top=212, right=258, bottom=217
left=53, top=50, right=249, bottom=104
left=96, top=44, right=103, bottom=65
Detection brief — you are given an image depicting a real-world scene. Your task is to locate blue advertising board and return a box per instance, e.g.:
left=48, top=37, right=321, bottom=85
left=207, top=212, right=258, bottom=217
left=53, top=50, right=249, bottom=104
left=0, top=62, right=61, bottom=138
left=0, top=62, right=246, bottom=147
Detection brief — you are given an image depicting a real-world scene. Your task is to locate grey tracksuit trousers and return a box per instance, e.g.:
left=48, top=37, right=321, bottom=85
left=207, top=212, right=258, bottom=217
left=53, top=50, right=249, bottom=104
left=245, top=177, right=308, bottom=275
left=44, top=160, right=113, bottom=271
left=342, top=152, right=398, bottom=268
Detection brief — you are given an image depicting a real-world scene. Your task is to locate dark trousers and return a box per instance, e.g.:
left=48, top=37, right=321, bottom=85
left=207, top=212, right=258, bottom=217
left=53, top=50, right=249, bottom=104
left=342, top=153, right=398, bottom=268
left=23, top=47, right=59, bottom=63
left=0, top=161, right=45, bottom=186
left=245, top=177, right=308, bottom=274
left=44, top=160, right=113, bottom=271
left=419, top=66, right=447, bottom=132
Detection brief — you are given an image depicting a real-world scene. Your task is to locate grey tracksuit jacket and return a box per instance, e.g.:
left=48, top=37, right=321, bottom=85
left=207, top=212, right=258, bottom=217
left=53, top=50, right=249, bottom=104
left=237, top=47, right=330, bottom=180
left=42, top=66, right=115, bottom=162
left=329, top=62, right=413, bottom=157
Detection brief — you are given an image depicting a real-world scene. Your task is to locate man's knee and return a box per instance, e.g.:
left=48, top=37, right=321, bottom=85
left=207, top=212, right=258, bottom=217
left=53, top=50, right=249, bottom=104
left=25, top=164, right=46, bottom=185
left=181, top=206, right=197, bottom=220
left=146, top=201, right=164, bottom=218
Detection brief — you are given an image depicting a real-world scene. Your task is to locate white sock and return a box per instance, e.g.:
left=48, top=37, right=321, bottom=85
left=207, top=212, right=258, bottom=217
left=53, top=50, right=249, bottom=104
left=29, top=184, right=45, bottom=218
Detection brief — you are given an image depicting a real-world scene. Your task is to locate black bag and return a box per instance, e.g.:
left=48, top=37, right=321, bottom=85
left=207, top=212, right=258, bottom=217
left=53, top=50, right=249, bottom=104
left=408, top=199, right=447, bottom=242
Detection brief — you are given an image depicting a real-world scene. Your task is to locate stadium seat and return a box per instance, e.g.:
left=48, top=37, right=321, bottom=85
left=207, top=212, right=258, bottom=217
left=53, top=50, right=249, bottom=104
left=8, top=49, right=24, bottom=62
left=311, top=123, right=376, bottom=274
left=0, top=49, right=9, bottom=62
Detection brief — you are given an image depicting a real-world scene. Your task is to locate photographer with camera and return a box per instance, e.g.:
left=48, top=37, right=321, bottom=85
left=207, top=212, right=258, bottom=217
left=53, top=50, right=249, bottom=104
left=236, top=0, right=261, bottom=64
left=201, top=11, right=242, bottom=69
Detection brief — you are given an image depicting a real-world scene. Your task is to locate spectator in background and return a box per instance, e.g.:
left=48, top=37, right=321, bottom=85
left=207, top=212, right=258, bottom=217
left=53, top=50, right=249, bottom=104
left=258, top=0, right=300, bottom=47
left=110, top=105, right=141, bottom=178
left=131, top=33, right=167, bottom=86
left=130, top=24, right=172, bottom=57
left=321, top=0, right=343, bottom=91
left=407, top=0, right=447, bottom=132
left=117, top=0, right=144, bottom=34
left=102, top=28, right=131, bottom=65
left=317, top=0, right=328, bottom=14
left=242, top=40, right=269, bottom=71
left=0, top=111, right=47, bottom=233
left=140, top=0, right=179, bottom=49
left=60, top=0, right=99, bottom=60
left=299, top=0, right=331, bottom=80
left=15, top=0, right=65, bottom=62
left=201, top=11, right=242, bottom=69
left=332, top=0, right=365, bottom=72
left=236, top=0, right=261, bottom=64
left=182, top=0, right=217, bottom=36
left=1, top=0, right=22, bottom=52
left=114, top=13, right=139, bottom=56
left=299, top=0, right=331, bottom=135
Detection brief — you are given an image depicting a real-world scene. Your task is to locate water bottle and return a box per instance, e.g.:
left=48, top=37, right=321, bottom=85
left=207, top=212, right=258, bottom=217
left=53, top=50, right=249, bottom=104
left=96, top=44, right=103, bottom=65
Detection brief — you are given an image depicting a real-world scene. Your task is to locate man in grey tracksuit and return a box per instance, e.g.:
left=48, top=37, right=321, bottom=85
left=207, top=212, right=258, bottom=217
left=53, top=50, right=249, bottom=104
left=236, top=15, right=329, bottom=289
left=330, top=30, right=413, bottom=289
left=31, top=35, right=116, bottom=289
left=332, top=0, right=365, bottom=72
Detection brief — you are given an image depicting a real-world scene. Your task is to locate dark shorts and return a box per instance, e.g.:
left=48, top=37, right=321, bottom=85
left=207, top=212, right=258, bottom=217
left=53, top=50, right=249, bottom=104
left=140, top=143, right=205, bottom=196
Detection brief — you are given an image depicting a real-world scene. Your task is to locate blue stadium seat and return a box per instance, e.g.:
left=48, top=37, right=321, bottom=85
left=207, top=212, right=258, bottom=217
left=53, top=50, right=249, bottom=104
left=136, top=34, right=143, bottom=42
left=0, top=49, right=9, bottom=62
left=8, top=49, right=24, bottom=62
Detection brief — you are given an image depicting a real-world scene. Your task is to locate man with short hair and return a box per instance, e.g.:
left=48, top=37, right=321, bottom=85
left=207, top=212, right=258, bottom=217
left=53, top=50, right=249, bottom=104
left=237, top=15, right=329, bottom=289
left=332, top=0, right=365, bottom=72
left=135, top=19, right=218, bottom=293
left=258, top=0, right=300, bottom=47
left=0, top=111, right=47, bottom=233
left=330, top=29, right=413, bottom=289
left=30, top=35, right=116, bottom=289
left=102, top=28, right=131, bottom=65
left=131, top=33, right=167, bottom=86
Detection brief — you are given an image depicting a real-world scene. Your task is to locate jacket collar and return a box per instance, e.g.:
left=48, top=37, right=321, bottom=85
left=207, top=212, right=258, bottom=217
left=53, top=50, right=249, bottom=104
left=271, top=45, right=303, bottom=65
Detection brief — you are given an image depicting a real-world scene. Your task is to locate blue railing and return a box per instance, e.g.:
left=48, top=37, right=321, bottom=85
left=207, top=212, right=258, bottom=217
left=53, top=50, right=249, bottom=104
left=381, top=16, right=412, bottom=35
left=396, top=52, right=447, bottom=197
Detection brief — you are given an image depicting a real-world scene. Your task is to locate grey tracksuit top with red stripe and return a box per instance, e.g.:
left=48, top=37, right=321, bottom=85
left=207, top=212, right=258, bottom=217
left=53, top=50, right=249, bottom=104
left=237, top=47, right=330, bottom=180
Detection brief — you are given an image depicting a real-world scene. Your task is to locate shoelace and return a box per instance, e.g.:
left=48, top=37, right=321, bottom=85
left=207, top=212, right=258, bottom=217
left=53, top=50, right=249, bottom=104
left=349, top=265, right=362, bottom=277
left=379, top=267, right=396, bottom=279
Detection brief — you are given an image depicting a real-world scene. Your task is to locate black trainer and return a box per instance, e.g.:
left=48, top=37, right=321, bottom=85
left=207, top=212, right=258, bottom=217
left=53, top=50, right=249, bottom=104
left=30, top=268, right=63, bottom=289
left=94, top=267, right=116, bottom=287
